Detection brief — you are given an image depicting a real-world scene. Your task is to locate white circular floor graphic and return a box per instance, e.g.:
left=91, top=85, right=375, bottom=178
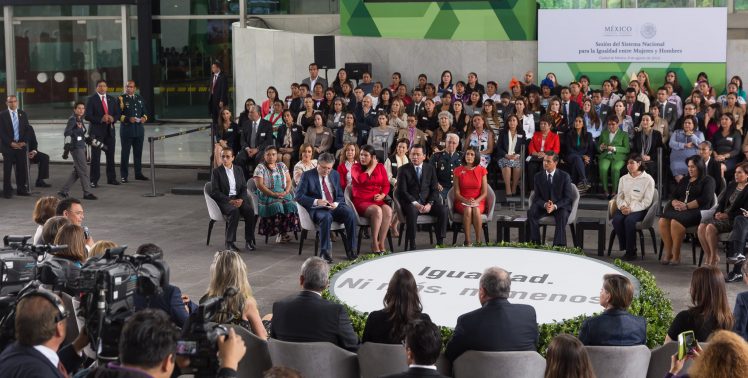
left=330, top=248, right=639, bottom=328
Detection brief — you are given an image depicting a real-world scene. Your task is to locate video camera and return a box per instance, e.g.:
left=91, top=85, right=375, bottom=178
left=178, top=286, right=237, bottom=378
left=85, top=136, right=108, bottom=152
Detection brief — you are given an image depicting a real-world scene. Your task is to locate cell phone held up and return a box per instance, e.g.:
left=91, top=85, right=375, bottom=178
left=677, top=330, right=698, bottom=360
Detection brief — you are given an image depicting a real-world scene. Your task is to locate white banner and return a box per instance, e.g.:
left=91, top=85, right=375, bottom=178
left=331, top=247, right=638, bottom=327
left=538, top=8, right=726, bottom=63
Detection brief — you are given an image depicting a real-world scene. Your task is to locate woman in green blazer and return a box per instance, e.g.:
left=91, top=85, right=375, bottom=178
left=598, top=117, right=630, bottom=198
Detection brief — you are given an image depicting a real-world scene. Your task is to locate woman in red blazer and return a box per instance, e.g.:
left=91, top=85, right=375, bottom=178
left=351, top=144, right=392, bottom=254
left=337, top=142, right=359, bottom=191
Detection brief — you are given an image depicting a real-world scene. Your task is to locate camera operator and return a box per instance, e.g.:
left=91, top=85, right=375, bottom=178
left=58, top=102, right=96, bottom=200
left=85, top=309, right=246, bottom=378
left=133, top=243, right=197, bottom=328
left=0, top=288, right=89, bottom=377
left=55, top=198, right=94, bottom=247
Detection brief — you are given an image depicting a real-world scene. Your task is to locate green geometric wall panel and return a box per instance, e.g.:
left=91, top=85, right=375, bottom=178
left=341, top=0, right=536, bottom=41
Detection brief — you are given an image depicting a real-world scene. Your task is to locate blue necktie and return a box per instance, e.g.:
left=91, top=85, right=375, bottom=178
left=11, top=111, right=19, bottom=140
left=416, top=166, right=422, bottom=181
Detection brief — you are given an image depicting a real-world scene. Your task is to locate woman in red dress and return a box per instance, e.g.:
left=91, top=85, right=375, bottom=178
left=453, top=146, right=489, bottom=245
left=351, top=144, right=393, bottom=254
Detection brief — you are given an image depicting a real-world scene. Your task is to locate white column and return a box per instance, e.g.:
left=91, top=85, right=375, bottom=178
left=121, top=5, right=130, bottom=85
left=4, top=6, right=16, bottom=97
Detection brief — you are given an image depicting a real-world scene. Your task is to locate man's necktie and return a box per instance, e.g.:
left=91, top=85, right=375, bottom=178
left=416, top=166, right=422, bottom=181
left=547, top=173, right=552, bottom=186
left=322, top=177, right=333, bottom=203
left=211, top=75, right=217, bottom=94
left=250, top=121, right=258, bottom=148
left=58, top=361, right=69, bottom=378
left=101, top=95, right=109, bottom=115
left=11, top=111, right=19, bottom=140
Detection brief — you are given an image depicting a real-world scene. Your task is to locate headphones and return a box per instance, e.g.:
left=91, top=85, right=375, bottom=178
left=18, top=288, right=68, bottom=323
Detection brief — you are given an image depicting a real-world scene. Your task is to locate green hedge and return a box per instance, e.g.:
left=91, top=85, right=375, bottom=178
left=323, top=242, right=673, bottom=355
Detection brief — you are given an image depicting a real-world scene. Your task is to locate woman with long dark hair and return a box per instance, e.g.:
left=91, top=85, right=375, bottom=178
left=362, top=268, right=430, bottom=343
left=437, top=70, right=453, bottom=95
left=260, top=86, right=279, bottom=117
left=351, top=144, right=392, bottom=254
left=667, top=266, right=734, bottom=342
left=543, top=334, right=596, bottom=378
left=332, top=68, right=352, bottom=97
left=564, top=116, right=595, bottom=190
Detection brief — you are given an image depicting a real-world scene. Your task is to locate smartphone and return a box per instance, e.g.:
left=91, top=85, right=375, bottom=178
left=176, top=340, right=198, bottom=356
left=677, top=330, right=698, bottom=360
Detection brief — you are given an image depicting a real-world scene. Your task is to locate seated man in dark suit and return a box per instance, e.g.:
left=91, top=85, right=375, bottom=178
left=295, top=152, right=357, bottom=262
left=699, top=141, right=725, bottom=195
left=25, top=123, right=51, bottom=187
left=235, top=105, right=274, bottom=178
left=383, top=319, right=448, bottom=378
left=444, top=267, right=538, bottom=361
left=210, top=146, right=256, bottom=252
left=395, top=144, right=449, bottom=250
left=0, top=287, right=87, bottom=377
left=527, top=151, right=573, bottom=246
left=132, top=243, right=197, bottom=328
left=270, top=257, right=359, bottom=351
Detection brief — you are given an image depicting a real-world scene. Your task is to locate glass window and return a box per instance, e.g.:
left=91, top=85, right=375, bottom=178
left=738, top=0, right=748, bottom=10
left=537, top=0, right=602, bottom=8
left=157, top=0, right=238, bottom=16
left=14, top=5, right=121, bottom=17
left=152, top=19, right=233, bottom=119
left=13, top=19, right=123, bottom=118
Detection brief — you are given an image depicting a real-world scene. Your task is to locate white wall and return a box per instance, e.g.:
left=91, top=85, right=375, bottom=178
left=233, top=25, right=537, bottom=115
left=233, top=25, right=747, bottom=115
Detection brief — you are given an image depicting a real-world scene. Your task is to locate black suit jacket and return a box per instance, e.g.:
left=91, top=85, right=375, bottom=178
left=561, top=100, right=580, bottom=126
left=531, top=169, right=573, bottom=211
left=84, top=93, right=121, bottom=137
left=270, top=291, right=359, bottom=351
left=382, top=367, right=449, bottom=378
left=0, top=342, right=85, bottom=378
left=625, top=100, right=646, bottom=127
left=495, top=129, right=527, bottom=159
left=706, top=158, right=724, bottom=194
left=210, top=164, right=250, bottom=214
left=444, top=298, right=539, bottom=361
left=133, top=284, right=197, bottom=328
left=275, top=123, right=305, bottom=152
left=239, top=118, right=274, bottom=152
left=395, top=162, right=439, bottom=206
left=631, top=130, right=664, bottom=160
left=655, top=101, right=678, bottom=131
left=406, top=101, right=425, bottom=117
left=0, top=109, right=31, bottom=153
left=208, top=72, right=229, bottom=109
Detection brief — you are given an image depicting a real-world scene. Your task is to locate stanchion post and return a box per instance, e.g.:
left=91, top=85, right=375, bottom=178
left=143, top=137, right=164, bottom=197
left=520, top=144, right=526, bottom=210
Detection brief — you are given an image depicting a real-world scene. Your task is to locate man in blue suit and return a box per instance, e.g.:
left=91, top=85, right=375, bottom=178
left=85, top=79, right=122, bottom=187
left=527, top=151, right=573, bottom=246
left=295, top=152, right=357, bottom=262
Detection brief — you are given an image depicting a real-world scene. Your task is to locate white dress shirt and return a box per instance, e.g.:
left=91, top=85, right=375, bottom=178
left=33, top=345, right=60, bottom=368
left=225, top=165, right=236, bottom=196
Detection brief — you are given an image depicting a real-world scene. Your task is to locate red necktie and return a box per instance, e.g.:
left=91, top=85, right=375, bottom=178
left=101, top=95, right=109, bottom=115
left=322, top=177, right=333, bottom=203
left=627, top=104, right=632, bottom=116
left=58, top=361, right=69, bottom=378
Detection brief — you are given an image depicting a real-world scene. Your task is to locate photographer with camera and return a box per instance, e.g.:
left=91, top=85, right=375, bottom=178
left=0, top=288, right=89, bottom=377
left=85, top=309, right=245, bottom=378
left=59, top=102, right=96, bottom=200
left=133, top=243, right=197, bottom=328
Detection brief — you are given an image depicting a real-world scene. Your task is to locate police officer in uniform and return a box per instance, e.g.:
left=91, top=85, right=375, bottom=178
left=119, top=80, right=149, bottom=183
left=432, top=132, right=462, bottom=202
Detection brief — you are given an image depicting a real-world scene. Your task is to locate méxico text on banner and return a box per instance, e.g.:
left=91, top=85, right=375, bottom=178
left=538, top=8, right=726, bottom=63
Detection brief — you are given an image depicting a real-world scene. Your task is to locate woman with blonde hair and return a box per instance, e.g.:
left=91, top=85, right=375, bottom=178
left=388, top=98, right=407, bottom=130
left=89, top=240, right=117, bottom=259
left=668, top=330, right=748, bottom=378
left=202, top=250, right=267, bottom=339
left=32, top=196, right=59, bottom=244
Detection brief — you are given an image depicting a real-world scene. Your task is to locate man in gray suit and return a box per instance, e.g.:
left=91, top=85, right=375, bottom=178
left=301, top=63, right=328, bottom=91
left=655, top=87, right=678, bottom=132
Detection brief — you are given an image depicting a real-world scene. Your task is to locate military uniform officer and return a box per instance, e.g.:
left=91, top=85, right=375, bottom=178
left=119, top=80, right=149, bottom=183
left=432, top=133, right=463, bottom=202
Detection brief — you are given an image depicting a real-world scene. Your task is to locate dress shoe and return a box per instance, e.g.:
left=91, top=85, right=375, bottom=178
left=83, top=193, right=98, bottom=200
left=107, top=180, right=121, bottom=186
left=16, top=192, right=31, bottom=197
left=320, top=251, right=333, bottom=264
left=245, top=240, right=256, bottom=251
left=121, top=177, right=128, bottom=183
left=35, top=180, right=51, bottom=188
left=225, top=242, right=240, bottom=252
left=90, top=182, right=98, bottom=188
left=57, top=191, right=69, bottom=199
left=726, top=272, right=744, bottom=283
left=622, top=253, right=637, bottom=261
left=135, top=174, right=149, bottom=181
left=3, top=193, right=12, bottom=199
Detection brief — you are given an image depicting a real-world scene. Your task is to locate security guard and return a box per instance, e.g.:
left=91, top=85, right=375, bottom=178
left=119, top=80, right=149, bottom=182
left=432, top=132, right=462, bottom=202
